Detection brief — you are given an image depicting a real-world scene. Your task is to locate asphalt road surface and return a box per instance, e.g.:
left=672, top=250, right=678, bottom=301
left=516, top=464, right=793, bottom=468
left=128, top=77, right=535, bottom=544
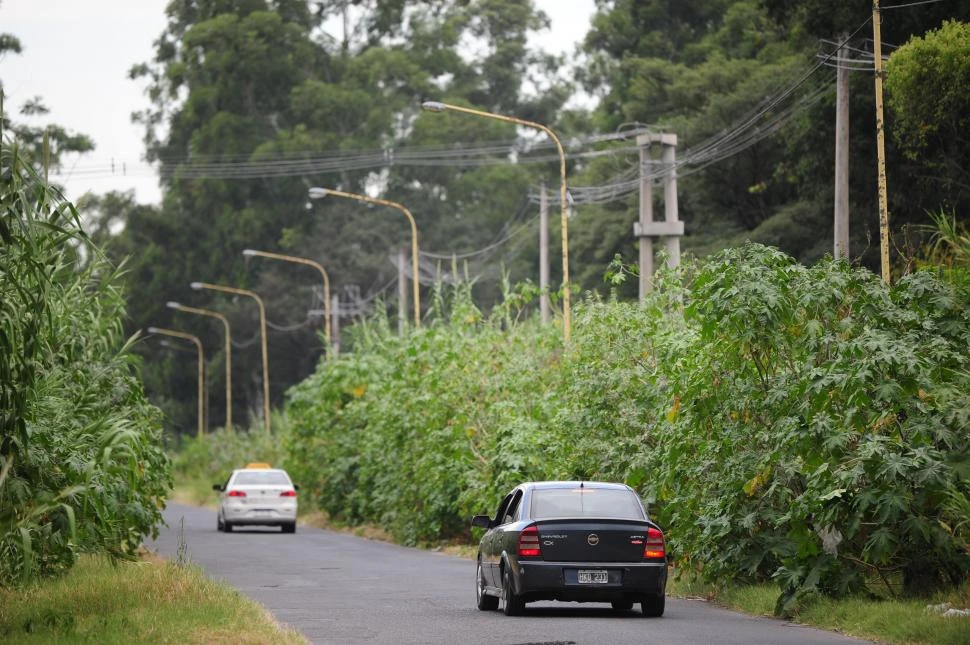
left=150, top=503, right=873, bottom=645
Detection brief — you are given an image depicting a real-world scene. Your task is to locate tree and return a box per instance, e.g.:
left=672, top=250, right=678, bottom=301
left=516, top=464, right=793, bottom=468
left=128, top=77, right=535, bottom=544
left=119, top=0, right=570, bottom=437
left=886, top=20, right=970, bottom=204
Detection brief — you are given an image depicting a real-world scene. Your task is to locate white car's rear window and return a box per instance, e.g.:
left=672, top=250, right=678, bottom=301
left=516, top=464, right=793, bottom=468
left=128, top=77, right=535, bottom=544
left=531, top=488, right=644, bottom=520
left=234, top=471, right=291, bottom=486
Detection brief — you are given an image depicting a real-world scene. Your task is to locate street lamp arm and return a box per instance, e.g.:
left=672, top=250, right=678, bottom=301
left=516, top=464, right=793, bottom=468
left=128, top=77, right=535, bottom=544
left=420, top=100, right=571, bottom=340
left=167, top=302, right=233, bottom=430
left=190, top=281, right=271, bottom=433
left=240, top=249, right=333, bottom=352
left=307, top=188, right=421, bottom=328
left=146, top=326, right=205, bottom=437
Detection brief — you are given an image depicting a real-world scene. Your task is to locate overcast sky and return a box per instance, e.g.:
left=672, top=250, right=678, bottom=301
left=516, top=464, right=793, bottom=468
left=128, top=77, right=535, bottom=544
left=0, top=0, right=596, bottom=206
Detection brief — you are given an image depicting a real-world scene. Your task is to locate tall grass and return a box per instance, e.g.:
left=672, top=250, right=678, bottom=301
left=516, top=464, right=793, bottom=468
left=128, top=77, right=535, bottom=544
left=1, top=134, right=170, bottom=585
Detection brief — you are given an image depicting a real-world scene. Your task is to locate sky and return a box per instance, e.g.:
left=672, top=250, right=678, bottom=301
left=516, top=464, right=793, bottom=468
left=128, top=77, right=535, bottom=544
left=0, top=0, right=597, bottom=206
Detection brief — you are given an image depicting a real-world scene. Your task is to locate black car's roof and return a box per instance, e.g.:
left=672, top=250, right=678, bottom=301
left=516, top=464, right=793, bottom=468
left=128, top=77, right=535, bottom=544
left=522, top=481, right=632, bottom=491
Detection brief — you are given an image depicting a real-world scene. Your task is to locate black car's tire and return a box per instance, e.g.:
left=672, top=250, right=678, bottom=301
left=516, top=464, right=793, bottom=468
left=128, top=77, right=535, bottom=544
left=476, top=561, right=499, bottom=611
left=217, top=514, right=224, bottom=532
left=502, top=567, right=525, bottom=616
left=282, top=522, right=296, bottom=534
left=640, top=593, right=665, bottom=617
left=611, top=600, right=634, bottom=611
left=224, top=521, right=233, bottom=533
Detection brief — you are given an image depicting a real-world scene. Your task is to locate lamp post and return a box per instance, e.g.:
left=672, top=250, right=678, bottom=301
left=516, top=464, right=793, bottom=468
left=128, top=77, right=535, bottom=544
left=421, top=100, right=571, bottom=341
left=190, top=282, right=271, bottom=434
left=167, top=301, right=233, bottom=431
left=242, top=249, right=333, bottom=353
left=308, top=186, right=421, bottom=328
left=147, top=326, right=205, bottom=438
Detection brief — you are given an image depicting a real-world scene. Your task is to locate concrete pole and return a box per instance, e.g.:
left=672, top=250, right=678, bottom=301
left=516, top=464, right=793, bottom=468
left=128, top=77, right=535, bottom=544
left=331, top=295, right=341, bottom=355
left=834, top=33, right=850, bottom=260
left=638, top=140, right=655, bottom=298
left=397, top=246, right=407, bottom=334
left=539, top=183, right=550, bottom=323
left=662, top=137, right=680, bottom=268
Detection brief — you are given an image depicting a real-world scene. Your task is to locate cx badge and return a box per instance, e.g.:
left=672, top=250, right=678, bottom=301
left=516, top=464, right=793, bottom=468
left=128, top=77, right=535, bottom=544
left=587, top=533, right=600, bottom=546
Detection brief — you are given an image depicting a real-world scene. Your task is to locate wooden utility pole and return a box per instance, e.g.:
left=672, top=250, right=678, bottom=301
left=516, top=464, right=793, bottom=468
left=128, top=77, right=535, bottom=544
left=539, top=183, right=550, bottom=323
left=872, top=1, right=891, bottom=283
left=834, top=33, right=850, bottom=260
left=634, top=133, right=684, bottom=299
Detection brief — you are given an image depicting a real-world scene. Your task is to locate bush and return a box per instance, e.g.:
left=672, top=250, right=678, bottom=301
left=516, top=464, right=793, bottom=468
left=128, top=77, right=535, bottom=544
left=0, top=142, right=170, bottom=586
left=280, top=243, right=970, bottom=610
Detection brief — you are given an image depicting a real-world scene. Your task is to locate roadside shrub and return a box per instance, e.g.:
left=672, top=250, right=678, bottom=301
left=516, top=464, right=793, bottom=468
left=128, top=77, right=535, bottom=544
left=0, top=142, right=170, bottom=586
left=654, top=245, right=970, bottom=612
left=280, top=241, right=970, bottom=610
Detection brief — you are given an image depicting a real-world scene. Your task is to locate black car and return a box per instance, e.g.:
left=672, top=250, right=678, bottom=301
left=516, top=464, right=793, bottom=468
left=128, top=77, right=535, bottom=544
left=472, top=481, right=667, bottom=617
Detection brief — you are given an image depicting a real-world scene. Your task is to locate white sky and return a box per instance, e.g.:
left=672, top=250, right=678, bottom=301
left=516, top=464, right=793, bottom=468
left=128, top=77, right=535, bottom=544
left=0, top=0, right=596, bottom=206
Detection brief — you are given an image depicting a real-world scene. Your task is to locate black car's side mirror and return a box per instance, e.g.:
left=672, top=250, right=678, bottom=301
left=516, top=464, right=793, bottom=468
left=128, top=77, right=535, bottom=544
left=471, top=514, right=492, bottom=529
left=294, top=484, right=300, bottom=491
left=212, top=483, right=224, bottom=491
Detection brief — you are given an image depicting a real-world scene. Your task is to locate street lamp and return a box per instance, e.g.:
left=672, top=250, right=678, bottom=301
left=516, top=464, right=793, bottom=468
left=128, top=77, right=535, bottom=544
left=242, top=249, right=333, bottom=353
left=190, top=281, right=271, bottom=434
left=308, top=186, right=421, bottom=328
left=421, top=100, right=572, bottom=341
left=167, top=301, right=233, bottom=431
left=147, top=326, right=205, bottom=438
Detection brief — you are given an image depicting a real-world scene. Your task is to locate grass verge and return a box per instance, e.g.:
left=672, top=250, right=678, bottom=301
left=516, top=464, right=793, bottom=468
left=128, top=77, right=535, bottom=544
left=667, top=572, right=970, bottom=645
left=0, top=553, right=306, bottom=644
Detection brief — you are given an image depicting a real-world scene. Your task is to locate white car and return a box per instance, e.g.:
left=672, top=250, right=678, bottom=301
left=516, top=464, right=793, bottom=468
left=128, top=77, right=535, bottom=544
left=214, top=463, right=298, bottom=533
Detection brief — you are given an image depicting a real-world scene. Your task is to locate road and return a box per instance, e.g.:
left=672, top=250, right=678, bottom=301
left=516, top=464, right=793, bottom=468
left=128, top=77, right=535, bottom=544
left=150, top=503, right=872, bottom=645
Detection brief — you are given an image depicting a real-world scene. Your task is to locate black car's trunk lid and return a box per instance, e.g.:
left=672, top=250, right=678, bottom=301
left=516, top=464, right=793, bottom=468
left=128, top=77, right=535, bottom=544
left=533, top=519, right=654, bottom=562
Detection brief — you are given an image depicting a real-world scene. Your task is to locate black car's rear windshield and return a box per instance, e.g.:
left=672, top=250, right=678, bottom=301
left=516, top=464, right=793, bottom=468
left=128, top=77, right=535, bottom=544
left=234, top=471, right=291, bottom=486
left=530, top=487, right=645, bottom=520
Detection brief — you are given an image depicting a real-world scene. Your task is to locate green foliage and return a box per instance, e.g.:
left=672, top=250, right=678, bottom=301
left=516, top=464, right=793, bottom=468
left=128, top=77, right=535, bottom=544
left=887, top=20, right=970, bottom=200
left=281, top=243, right=970, bottom=611
left=170, top=423, right=288, bottom=502
left=0, top=139, right=170, bottom=586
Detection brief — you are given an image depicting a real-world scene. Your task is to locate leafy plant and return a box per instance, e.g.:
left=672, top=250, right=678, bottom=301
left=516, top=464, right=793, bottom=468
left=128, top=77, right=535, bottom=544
left=0, top=136, right=170, bottom=586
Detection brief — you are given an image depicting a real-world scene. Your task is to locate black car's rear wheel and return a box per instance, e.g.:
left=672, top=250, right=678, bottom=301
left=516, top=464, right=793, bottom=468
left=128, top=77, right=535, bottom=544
left=611, top=600, right=634, bottom=611
left=282, top=522, right=296, bottom=534
left=476, top=561, right=498, bottom=611
left=217, top=514, right=224, bottom=532
left=224, top=521, right=233, bottom=533
left=502, top=567, right=525, bottom=616
left=641, top=593, right=665, bottom=617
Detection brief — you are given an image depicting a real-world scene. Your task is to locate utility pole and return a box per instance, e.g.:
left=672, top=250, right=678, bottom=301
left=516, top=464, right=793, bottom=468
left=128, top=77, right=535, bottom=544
left=331, top=294, right=341, bottom=355
left=397, top=246, right=407, bottom=334
left=539, top=182, right=550, bottom=323
left=872, top=0, right=891, bottom=283
left=834, top=33, right=851, bottom=260
left=637, top=139, right=654, bottom=298
left=634, top=133, right=684, bottom=298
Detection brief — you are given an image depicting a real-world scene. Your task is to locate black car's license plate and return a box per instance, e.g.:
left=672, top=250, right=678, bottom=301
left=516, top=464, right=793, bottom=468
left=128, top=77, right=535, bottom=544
left=578, top=569, right=609, bottom=584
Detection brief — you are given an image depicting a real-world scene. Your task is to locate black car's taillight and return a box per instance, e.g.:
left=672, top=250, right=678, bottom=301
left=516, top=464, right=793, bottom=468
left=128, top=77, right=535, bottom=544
left=644, top=527, right=665, bottom=559
left=518, top=524, right=541, bottom=557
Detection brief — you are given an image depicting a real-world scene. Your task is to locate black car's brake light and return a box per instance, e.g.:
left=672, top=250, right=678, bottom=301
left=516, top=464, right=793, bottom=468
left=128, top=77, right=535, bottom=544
left=518, top=524, right=541, bottom=557
left=280, top=490, right=297, bottom=497
left=227, top=490, right=247, bottom=497
left=644, top=527, right=665, bottom=559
